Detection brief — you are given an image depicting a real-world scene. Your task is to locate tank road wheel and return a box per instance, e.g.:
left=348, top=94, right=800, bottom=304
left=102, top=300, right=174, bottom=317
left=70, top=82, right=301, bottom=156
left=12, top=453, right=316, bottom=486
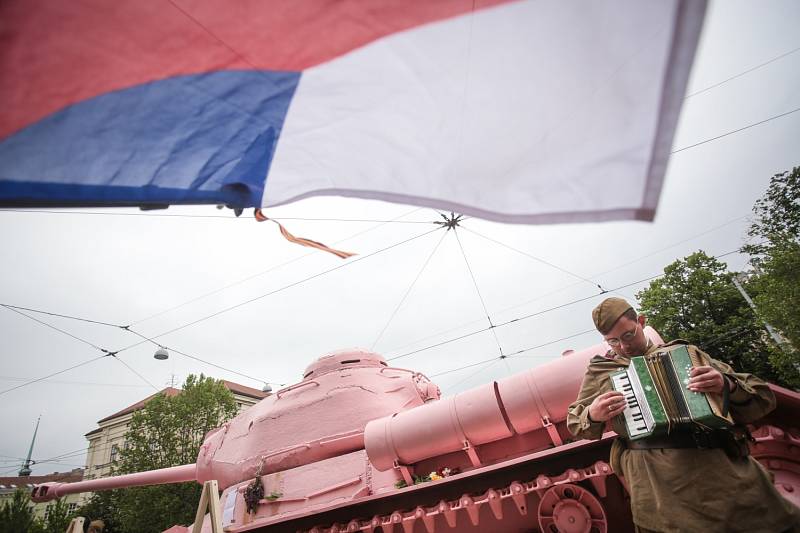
left=537, top=483, right=607, bottom=533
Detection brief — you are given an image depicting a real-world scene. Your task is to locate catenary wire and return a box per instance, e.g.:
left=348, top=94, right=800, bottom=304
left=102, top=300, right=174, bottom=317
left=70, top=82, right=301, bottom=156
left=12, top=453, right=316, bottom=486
left=0, top=304, right=110, bottom=353
left=388, top=244, right=752, bottom=364
left=370, top=229, right=449, bottom=350
left=387, top=274, right=661, bottom=363
left=0, top=224, right=438, bottom=393
left=114, top=226, right=445, bottom=355
left=382, top=215, right=750, bottom=356
left=111, top=356, right=159, bottom=391
left=0, top=356, right=109, bottom=397
left=445, top=358, right=501, bottom=391
left=671, top=107, right=800, bottom=154
left=454, top=228, right=505, bottom=357
left=129, top=207, right=426, bottom=326
left=685, top=45, right=800, bottom=99
left=0, top=376, right=149, bottom=388
left=0, top=304, right=122, bottom=328
left=459, top=225, right=605, bottom=291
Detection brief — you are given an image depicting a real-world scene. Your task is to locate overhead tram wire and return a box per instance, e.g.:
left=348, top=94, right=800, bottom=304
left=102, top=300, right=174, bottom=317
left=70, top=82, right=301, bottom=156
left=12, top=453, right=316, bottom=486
left=0, top=305, right=109, bottom=353
left=121, top=326, right=284, bottom=386
left=112, top=356, right=159, bottom=391
left=129, top=206, right=427, bottom=327
left=684, top=45, right=800, bottom=99
left=113, top=225, right=446, bottom=356
left=1, top=238, right=760, bottom=398
left=0, top=307, right=158, bottom=395
left=446, top=358, right=502, bottom=392
left=453, top=228, right=507, bottom=362
left=0, top=302, right=281, bottom=388
left=671, top=107, right=800, bottom=154
left=370, top=229, right=449, bottom=350
left=0, top=217, right=436, bottom=393
left=458, top=225, right=606, bottom=292
left=0, top=355, right=108, bottom=397
left=0, top=375, right=149, bottom=388
left=381, top=213, right=751, bottom=357
left=432, top=327, right=599, bottom=388
left=386, top=274, right=659, bottom=363
left=387, top=244, right=752, bottom=364
left=0, top=304, right=122, bottom=328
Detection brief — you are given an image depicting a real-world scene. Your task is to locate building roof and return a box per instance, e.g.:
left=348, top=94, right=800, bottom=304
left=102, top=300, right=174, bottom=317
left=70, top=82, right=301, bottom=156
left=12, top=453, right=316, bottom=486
left=95, top=387, right=181, bottom=425
left=0, top=468, right=83, bottom=489
left=220, top=380, right=269, bottom=400
left=93, top=381, right=268, bottom=426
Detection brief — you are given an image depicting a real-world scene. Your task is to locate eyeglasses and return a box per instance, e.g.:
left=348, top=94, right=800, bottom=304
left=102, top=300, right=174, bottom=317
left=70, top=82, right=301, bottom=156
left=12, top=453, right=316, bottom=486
left=605, top=323, right=639, bottom=347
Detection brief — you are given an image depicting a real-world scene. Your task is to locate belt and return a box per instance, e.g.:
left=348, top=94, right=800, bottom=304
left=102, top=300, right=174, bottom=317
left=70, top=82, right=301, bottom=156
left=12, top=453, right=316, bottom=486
left=627, top=430, right=725, bottom=450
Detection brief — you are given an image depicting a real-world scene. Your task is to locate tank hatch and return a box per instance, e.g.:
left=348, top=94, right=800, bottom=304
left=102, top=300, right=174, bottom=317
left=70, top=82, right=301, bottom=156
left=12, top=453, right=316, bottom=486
left=302, top=349, right=388, bottom=380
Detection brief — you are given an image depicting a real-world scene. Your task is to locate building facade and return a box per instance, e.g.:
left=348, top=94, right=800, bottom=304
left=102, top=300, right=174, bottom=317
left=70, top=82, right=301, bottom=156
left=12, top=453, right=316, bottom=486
left=84, top=381, right=268, bottom=481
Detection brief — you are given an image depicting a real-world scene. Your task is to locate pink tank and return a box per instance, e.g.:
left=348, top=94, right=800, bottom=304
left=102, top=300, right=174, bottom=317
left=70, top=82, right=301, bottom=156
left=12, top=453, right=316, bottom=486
left=31, top=333, right=800, bottom=533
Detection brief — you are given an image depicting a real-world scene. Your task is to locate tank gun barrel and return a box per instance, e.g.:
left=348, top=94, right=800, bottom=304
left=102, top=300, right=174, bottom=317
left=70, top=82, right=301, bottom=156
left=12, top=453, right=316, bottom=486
left=31, top=463, right=197, bottom=503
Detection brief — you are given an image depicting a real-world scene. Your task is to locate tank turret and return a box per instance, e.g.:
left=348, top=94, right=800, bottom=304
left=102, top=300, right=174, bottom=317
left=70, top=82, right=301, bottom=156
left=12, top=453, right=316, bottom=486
left=31, top=336, right=800, bottom=533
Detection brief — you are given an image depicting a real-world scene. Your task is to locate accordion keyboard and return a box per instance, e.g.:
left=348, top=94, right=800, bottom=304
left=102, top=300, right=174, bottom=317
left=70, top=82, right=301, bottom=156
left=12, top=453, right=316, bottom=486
left=611, top=371, right=653, bottom=438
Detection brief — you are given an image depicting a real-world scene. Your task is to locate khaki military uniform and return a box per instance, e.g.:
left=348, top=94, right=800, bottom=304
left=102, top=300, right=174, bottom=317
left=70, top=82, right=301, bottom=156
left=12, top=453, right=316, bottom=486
left=567, top=340, right=800, bottom=533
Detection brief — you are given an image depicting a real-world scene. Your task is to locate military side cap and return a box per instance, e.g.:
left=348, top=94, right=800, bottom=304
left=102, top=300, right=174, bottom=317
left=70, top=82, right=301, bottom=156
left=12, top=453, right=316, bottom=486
left=592, top=297, right=633, bottom=334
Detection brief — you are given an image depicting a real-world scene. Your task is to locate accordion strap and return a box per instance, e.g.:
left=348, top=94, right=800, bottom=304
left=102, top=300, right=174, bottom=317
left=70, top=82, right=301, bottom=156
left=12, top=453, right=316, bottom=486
left=627, top=430, right=725, bottom=450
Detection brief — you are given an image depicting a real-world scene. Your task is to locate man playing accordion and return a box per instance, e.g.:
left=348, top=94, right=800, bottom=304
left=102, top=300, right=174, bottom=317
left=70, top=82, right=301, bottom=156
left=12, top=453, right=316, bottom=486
left=567, top=297, right=799, bottom=532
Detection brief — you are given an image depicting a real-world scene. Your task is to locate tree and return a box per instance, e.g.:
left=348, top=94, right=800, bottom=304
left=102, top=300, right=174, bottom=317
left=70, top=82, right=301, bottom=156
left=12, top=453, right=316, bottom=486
left=0, top=488, right=39, bottom=533
left=39, top=497, right=74, bottom=533
left=78, top=490, right=120, bottom=533
left=741, top=166, right=800, bottom=370
left=636, top=251, right=794, bottom=388
left=743, top=167, right=800, bottom=258
left=77, top=375, right=238, bottom=533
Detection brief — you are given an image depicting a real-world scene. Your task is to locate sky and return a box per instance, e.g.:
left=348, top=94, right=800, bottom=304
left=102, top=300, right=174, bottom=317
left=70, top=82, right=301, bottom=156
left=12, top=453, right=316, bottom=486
left=1, top=0, right=799, bottom=477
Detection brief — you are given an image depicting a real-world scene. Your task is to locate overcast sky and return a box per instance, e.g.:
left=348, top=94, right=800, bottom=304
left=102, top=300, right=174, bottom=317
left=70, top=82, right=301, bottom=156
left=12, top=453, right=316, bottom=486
left=1, top=0, right=799, bottom=477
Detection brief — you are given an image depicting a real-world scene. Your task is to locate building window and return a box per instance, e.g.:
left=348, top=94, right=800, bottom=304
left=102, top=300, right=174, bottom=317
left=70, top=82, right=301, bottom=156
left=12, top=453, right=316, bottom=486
left=68, top=502, right=77, bottom=513
left=110, top=444, right=118, bottom=463
left=44, top=504, right=52, bottom=519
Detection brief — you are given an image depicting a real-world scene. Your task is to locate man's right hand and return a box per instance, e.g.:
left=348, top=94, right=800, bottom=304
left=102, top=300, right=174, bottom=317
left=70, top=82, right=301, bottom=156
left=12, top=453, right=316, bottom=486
left=588, top=391, right=627, bottom=422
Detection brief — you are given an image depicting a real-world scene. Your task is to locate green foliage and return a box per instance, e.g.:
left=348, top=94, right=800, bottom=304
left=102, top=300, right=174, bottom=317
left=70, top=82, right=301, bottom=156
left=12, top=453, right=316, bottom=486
left=636, top=251, right=793, bottom=387
left=0, top=489, right=38, bottom=533
left=749, top=241, right=800, bottom=347
left=745, top=241, right=800, bottom=388
left=738, top=166, right=800, bottom=387
left=743, top=167, right=800, bottom=258
left=77, top=490, right=120, bottom=533
left=118, top=374, right=237, bottom=474
left=79, top=375, right=238, bottom=533
left=39, top=498, right=73, bottom=533
left=0, top=489, right=79, bottom=533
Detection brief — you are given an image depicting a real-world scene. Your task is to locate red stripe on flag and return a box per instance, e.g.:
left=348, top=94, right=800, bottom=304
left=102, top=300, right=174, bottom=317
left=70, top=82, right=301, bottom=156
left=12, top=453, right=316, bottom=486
left=0, top=0, right=513, bottom=139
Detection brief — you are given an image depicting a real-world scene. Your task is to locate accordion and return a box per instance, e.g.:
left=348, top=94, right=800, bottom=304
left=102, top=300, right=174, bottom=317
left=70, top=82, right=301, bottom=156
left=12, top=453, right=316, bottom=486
left=610, top=345, right=733, bottom=440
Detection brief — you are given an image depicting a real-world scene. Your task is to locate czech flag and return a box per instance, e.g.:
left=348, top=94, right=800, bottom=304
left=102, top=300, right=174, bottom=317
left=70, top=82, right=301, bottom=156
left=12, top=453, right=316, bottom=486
left=0, top=0, right=705, bottom=224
